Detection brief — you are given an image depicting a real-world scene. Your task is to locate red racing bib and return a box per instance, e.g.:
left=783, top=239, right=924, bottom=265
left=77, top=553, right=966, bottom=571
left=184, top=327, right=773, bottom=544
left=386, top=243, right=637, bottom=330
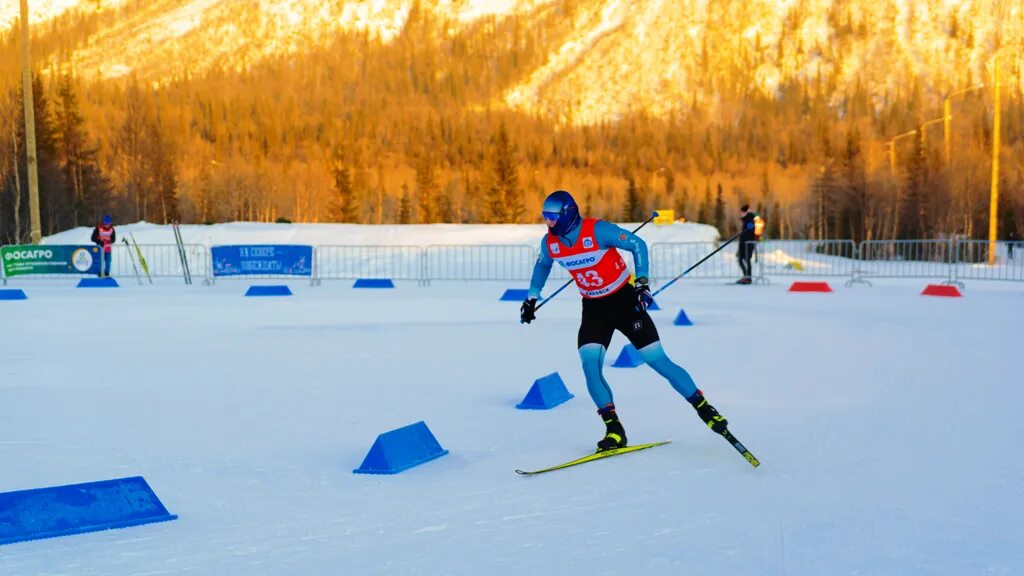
left=545, top=218, right=631, bottom=298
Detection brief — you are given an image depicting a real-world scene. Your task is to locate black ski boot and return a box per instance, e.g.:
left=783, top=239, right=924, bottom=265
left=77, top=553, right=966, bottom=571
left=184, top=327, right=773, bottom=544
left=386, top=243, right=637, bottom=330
left=596, top=404, right=627, bottom=452
left=689, top=390, right=728, bottom=434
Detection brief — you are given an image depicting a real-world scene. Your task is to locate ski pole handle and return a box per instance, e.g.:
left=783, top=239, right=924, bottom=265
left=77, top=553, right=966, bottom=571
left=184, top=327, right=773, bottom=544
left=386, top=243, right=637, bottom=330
left=535, top=212, right=660, bottom=311
left=651, top=231, right=742, bottom=298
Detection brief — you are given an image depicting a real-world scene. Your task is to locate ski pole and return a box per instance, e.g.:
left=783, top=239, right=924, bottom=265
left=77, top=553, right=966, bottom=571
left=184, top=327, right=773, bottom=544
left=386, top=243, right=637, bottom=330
left=123, top=238, right=143, bottom=285
left=535, top=211, right=659, bottom=311
left=130, top=233, right=152, bottom=284
left=650, top=231, right=743, bottom=298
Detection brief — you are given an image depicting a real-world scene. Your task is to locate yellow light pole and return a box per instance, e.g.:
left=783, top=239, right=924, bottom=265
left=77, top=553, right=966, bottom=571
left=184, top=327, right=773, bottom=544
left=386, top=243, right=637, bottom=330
left=888, top=129, right=917, bottom=176
left=988, top=59, right=1001, bottom=265
left=919, top=116, right=949, bottom=148
left=943, top=84, right=984, bottom=165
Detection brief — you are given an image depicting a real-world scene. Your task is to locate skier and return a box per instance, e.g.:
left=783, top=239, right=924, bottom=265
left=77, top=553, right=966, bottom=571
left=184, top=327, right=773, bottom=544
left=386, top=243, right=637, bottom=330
left=735, top=204, right=759, bottom=284
left=91, top=214, right=116, bottom=277
left=520, top=190, right=731, bottom=451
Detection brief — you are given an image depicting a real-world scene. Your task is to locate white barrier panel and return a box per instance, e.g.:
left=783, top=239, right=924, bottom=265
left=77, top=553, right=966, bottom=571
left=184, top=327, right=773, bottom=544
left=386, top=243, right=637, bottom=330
left=425, top=245, right=537, bottom=281
left=315, top=246, right=425, bottom=284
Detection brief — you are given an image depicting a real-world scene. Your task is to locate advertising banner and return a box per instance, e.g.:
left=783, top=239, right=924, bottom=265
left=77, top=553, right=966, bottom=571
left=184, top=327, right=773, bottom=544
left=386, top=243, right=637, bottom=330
left=211, top=245, right=313, bottom=277
left=1, top=245, right=103, bottom=277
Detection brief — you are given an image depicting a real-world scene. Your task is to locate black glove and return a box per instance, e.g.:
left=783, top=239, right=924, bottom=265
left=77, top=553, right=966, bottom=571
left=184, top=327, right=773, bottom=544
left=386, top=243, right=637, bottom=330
left=634, top=277, right=654, bottom=310
left=520, top=298, right=538, bottom=324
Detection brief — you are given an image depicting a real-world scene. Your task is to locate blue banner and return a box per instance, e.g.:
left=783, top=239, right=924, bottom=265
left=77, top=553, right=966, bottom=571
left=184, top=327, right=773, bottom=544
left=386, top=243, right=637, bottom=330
left=211, top=245, right=313, bottom=277
left=1, top=245, right=103, bottom=276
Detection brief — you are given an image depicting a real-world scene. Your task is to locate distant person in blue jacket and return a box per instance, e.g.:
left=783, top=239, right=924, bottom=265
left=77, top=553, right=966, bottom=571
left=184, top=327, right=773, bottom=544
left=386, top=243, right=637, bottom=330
left=519, top=190, right=731, bottom=451
left=91, top=214, right=115, bottom=277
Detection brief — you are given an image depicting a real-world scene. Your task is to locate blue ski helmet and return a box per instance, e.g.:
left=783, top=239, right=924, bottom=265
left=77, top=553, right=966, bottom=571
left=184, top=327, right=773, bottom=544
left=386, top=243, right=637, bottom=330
left=101, top=214, right=112, bottom=226
left=541, top=190, right=581, bottom=236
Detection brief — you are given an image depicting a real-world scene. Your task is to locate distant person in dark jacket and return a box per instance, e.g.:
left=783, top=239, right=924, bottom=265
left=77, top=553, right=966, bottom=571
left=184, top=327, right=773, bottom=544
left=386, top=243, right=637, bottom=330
left=736, top=204, right=758, bottom=284
left=91, top=214, right=115, bottom=277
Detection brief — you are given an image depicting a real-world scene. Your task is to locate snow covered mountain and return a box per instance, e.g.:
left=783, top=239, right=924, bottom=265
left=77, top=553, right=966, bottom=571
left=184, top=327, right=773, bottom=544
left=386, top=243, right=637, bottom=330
left=4, top=0, right=1020, bottom=125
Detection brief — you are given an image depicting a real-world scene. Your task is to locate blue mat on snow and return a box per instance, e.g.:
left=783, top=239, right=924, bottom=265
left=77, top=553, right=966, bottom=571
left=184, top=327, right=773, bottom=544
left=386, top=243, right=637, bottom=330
left=0, top=476, right=177, bottom=546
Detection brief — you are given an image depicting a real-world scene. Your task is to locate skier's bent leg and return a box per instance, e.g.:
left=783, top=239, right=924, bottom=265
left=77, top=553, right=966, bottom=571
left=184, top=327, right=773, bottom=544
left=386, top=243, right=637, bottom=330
left=638, top=341, right=699, bottom=400
left=578, top=343, right=614, bottom=408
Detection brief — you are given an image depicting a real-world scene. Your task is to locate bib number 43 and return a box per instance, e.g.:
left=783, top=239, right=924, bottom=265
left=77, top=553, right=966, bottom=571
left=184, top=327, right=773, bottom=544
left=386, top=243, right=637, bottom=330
left=575, top=270, right=605, bottom=288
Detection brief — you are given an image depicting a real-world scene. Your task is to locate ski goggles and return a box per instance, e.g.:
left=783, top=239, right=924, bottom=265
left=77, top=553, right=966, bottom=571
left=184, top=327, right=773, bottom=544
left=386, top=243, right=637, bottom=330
left=542, top=210, right=562, bottom=223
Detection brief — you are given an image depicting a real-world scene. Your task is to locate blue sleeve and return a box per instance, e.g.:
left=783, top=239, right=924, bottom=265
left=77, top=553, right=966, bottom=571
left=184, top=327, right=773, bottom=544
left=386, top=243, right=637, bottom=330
left=527, top=237, right=554, bottom=300
left=594, top=220, right=649, bottom=279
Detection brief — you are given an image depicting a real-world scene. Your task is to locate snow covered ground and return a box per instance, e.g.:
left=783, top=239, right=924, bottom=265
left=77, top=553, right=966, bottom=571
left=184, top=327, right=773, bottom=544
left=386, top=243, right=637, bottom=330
left=2, top=226, right=1023, bottom=575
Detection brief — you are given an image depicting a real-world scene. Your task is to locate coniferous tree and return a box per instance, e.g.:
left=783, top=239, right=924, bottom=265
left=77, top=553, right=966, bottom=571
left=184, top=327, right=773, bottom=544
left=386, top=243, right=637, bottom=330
left=398, top=182, right=412, bottom=224
left=485, top=122, right=521, bottom=223
left=697, top=180, right=711, bottom=224
left=624, top=175, right=640, bottom=221
left=331, top=164, right=358, bottom=223
left=713, top=182, right=726, bottom=233
left=415, top=153, right=437, bottom=224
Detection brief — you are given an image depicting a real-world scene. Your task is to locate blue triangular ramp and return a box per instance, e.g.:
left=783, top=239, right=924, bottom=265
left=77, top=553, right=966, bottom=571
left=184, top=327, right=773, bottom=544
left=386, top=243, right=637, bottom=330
left=646, top=299, right=660, bottom=311
left=0, top=289, right=27, bottom=300
left=611, top=344, right=644, bottom=367
left=353, top=278, right=395, bottom=288
left=673, top=309, right=693, bottom=326
left=245, top=285, right=292, bottom=297
left=353, top=421, right=449, bottom=475
left=516, top=372, right=574, bottom=409
left=0, top=476, right=177, bottom=546
left=500, top=288, right=530, bottom=301
left=77, top=277, right=119, bottom=288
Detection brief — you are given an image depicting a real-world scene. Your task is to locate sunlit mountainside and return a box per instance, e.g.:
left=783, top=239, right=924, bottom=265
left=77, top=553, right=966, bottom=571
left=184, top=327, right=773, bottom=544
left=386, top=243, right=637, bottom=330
left=0, top=0, right=1022, bottom=243
left=6, top=0, right=1022, bottom=125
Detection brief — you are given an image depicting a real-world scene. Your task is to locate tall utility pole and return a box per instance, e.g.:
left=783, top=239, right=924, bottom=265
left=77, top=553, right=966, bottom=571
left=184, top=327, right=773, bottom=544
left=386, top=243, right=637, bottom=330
left=988, top=59, right=1001, bottom=265
left=943, top=85, right=984, bottom=166
left=19, top=0, right=42, bottom=244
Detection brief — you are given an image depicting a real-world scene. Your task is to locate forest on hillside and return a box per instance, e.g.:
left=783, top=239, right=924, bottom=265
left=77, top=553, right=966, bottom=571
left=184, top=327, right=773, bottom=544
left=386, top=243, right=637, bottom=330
left=0, top=0, right=1021, bottom=243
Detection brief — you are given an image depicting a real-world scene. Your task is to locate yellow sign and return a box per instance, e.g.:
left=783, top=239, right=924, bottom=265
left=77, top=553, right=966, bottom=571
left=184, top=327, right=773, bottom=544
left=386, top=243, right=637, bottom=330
left=654, top=209, right=675, bottom=225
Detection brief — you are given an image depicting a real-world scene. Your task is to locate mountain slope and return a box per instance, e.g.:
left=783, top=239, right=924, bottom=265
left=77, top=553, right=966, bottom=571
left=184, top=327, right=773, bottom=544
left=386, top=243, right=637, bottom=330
left=5, top=0, right=1022, bottom=125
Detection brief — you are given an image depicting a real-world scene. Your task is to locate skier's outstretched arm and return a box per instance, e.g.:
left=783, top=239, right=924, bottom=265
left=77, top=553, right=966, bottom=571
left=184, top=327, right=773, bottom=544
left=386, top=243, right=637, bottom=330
left=527, top=237, right=554, bottom=300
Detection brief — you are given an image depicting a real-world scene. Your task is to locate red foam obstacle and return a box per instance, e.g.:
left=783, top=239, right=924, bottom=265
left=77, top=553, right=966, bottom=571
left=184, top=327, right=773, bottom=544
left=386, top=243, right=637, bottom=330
left=921, top=284, right=962, bottom=297
left=788, top=281, right=833, bottom=293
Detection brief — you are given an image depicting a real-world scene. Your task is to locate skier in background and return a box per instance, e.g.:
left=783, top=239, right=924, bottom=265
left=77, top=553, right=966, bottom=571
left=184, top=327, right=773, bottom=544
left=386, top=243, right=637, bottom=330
left=91, top=214, right=116, bottom=277
left=520, top=190, right=732, bottom=451
left=735, top=204, right=760, bottom=284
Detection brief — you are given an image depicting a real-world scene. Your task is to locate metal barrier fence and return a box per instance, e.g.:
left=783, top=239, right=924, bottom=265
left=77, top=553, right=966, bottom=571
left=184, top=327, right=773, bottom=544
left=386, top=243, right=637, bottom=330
left=3, top=240, right=1023, bottom=286
left=757, top=240, right=859, bottom=279
left=952, top=240, right=1024, bottom=283
left=0, top=243, right=209, bottom=284
left=111, top=243, right=209, bottom=282
left=424, top=245, right=537, bottom=281
left=314, top=245, right=426, bottom=285
left=650, top=242, right=735, bottom=281
left=856, top=240, right=957, bottom=283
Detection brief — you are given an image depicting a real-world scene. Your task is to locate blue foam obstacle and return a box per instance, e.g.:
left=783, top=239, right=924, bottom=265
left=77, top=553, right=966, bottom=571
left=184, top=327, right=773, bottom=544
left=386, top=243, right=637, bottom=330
left=353, top=278, right=395, bottom=289
left=245, top=285, right=293, bottom=297
left=516, top=372, right=574, bottom=410
left=673, top=308, right=693, bottom=326
left=646, top=299, right=661, bottom=311
left=353, top=421, right=449, bottom=475
left=0, top=476, right=177, bottom=546
left=500, top=288, right=530, bottom=301
left=0, top=289, right=27, bottom=300
left=77, top=277, right=119, bottom=288
left=611, top=343, right=645, bottom=368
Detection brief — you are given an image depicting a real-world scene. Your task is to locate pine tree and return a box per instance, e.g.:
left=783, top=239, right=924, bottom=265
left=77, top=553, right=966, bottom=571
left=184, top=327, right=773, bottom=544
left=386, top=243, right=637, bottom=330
left=398, top=182, right=412, bottom=224
left=624, top=175, right=640, bottom=221
left=713, top=182, right=726, bottom=233
left=697, top=180, right=711, bottom=224
left=332, top=164, right=358, bottom=223
left=415, top=153, right=436, bottom=224
left=485, top=122, right=521, bottom=223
